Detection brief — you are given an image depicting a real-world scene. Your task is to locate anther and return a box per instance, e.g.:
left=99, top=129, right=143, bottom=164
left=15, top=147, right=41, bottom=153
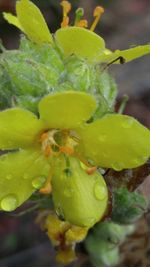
left=86, top=166, right=97, bottom=175
left=60, top=1, right=71, bottom=28
left=90, top=6, right=104, bottom=32
left=40, top=182, right=52, bottom=194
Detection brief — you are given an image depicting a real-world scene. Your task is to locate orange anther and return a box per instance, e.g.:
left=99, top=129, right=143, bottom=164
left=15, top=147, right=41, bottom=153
left=76, top=19, right=88, bottom=28
left=60, top=1, right=71, bottom=28
left=45, top=144, right=52, bottom=157
left=59, top=146, right=74, bottom=155
left=86, top=166, right=97, bottom=175
left=40, top=182, right=52, bottom=194
left=90, top=6, right=104, bottom=32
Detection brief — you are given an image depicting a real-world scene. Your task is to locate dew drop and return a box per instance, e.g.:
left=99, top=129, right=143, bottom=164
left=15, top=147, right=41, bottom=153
left=94, top=182, right=107, bottom=201
left=98, top=134, right=106, bottom=142
left=111, top=163, right=123, bottom=171
left=6, top=174, right=13, bottom=180
left=64, top=188, right=74, bottom=198
left=1, top=194, right=18, bottom=211
left=122, top=117, right=134, bottom=128
left=32, top=176, right=47, bottom=189
left=23, top=173, right=29, bottom=180
left=85, top=217, right=95, bottom=227
left=56, top=205, right=65, bottom=220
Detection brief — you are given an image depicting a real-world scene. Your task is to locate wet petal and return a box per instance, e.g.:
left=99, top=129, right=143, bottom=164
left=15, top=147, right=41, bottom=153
left=78, top=114, right=150, bottom=170
left=99, top=45, right=150, bottom=63
left=16, top=0, right=53, bottom=44
left=39, top=91, right=96, bottom=129
left=55, top=26, right=105, bottom=62
left=0, top=148, right=49, bottom=211
left=0, top=108, right=43, bottom=150
left=3, top=13, right=23, bottom=31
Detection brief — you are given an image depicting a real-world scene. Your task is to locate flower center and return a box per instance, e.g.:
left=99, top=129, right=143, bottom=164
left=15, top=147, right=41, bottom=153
left=40, top=129, right=78, bottom=158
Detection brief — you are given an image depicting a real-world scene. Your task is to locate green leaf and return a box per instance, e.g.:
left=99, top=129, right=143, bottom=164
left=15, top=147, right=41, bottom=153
left=0, top=108, right=43, bottom=149
left=19, top=36, right=64, bottom=73
left=77, top=114, right=150, bottom=170
left=39, top=91, right=96, bottom=129
left=55, top=27, right=105, bottom=62
left=0, top=148, right=49, bottom=211
left=111, top=188, right=148, bottom=224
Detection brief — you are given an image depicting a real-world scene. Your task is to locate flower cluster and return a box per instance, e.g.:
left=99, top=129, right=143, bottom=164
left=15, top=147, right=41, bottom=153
left=1, top=0, right=150, bottom=264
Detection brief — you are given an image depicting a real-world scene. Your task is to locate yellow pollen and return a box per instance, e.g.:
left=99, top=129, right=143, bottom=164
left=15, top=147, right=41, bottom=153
left=60, top=1, right=71, bottom=28
left=90, top=6, right=104, bottom=32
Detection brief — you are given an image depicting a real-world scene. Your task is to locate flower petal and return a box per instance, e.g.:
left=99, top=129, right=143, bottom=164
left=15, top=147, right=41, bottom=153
left=3, top=12, right=24, bottom=31
left=0, top=108, right=43, bottom=150
left=78, top=114, right=150, bottom=170
left=0, top=148, right=49, bottom=211
left=39, top=91, right=96, bottom=129
left=16, top=0, right=53, bottom=44
left=55, top=27, right=105, bottom=62
left=99, top=45, right=150, bottom=63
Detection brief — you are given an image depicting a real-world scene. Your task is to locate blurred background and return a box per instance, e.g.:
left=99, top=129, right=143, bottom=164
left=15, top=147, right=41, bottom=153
left=0, top=0, right=150, bottom=266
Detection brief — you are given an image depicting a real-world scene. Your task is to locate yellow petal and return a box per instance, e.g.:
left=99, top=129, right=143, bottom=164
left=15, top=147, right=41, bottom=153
left=78, top=114, right=150, bottom=170
left=0, top=108, right=43, bottom=150
left=0, top=148, right=49, bottom=211
left=39, top=91, right=96, bottom=129
left=55, top=26, right=105, bottom=62
left=3, top=12, right=24, bottom=31
left=99, top=45, right=150, bottom=63
left=16, top=0, right=53, bottom=44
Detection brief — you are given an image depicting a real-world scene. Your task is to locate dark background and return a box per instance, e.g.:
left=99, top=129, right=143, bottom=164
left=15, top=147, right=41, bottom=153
left=0, top=1, right=150, bottom=266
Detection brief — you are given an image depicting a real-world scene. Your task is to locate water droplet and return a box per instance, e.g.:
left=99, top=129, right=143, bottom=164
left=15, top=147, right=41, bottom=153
left=98, top=134, right=106, bottom=142
left=23, top=174, right=29, bottom=180
left=85, top=217, right=95, bottom=227
left=1, top=194, right=18, bottom=211
left=6, top=174, right=13, bottom=180
left=32, top=176, right=47, bottom=189
left=122, top=117, right=134, bottom=128
left=111, top=163, right=123, bottom=171
left=94, top=182, right=107, bottom=201
left=56, top=205, right=65, bottom=220
left=64, top=188, right=74, bottom=198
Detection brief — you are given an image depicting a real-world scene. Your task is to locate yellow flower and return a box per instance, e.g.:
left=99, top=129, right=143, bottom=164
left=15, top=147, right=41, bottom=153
left=3, top=0, right=150, bottom=63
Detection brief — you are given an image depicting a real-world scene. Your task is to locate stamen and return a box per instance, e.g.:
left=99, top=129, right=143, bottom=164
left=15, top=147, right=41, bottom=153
left=39, top=182, right=52, bottom=194
left=77, top=20, right=88, bottom=28
left=45, top=144, right=52, bottom=157
left=86, top=166, right=97, bottom=175
left=40, top=132, right=48, bottom=142
left=74, top=8, right=88, bottom=28
left=60, top=1, right=71, bottom=28
left=90, top=6, right=104, bottom=32
left=59, top=146, right=74, bottom=155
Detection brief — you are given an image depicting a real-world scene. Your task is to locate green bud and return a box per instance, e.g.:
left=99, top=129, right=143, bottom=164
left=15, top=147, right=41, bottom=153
left=52, top=155, right=108, bottom=227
